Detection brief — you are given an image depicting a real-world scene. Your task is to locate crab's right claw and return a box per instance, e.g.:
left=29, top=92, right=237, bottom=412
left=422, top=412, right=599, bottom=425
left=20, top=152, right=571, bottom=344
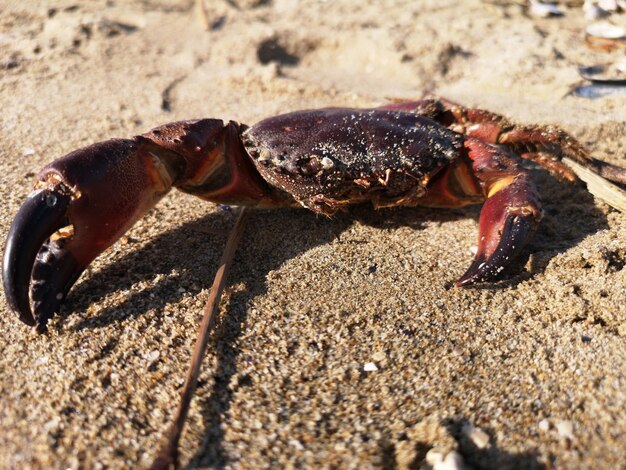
left=455, top=178, right=542, bottom=286
left=2, top=138, right=182, bottom=331
left=455, top=138, right=543, bottom=287
left=3, top=187, right=75, bottom=328
left=2, top=119, right=247, bottom=331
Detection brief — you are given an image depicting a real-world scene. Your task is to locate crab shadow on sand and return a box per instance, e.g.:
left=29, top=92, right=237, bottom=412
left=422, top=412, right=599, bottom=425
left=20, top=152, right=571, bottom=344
left=54, top=169, right=605, bottom=468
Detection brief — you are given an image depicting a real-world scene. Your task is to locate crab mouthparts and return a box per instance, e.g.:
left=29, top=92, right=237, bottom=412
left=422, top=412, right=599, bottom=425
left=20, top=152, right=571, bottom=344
left=3, top=188, right=83, bottom=331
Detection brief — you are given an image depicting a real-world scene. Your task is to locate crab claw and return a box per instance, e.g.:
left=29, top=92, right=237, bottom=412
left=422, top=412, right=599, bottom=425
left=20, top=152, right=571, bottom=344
left=455, top=176, right=542, bottom=287
left=3, top=188, right=73, bottom=327
left=2, top=138, right=183, bottom=330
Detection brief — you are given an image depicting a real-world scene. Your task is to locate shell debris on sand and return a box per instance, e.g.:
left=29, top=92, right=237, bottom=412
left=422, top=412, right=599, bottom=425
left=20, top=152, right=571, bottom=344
left=529, top=1, right=565, bottom=18
left=555, top=419, right=576, bottom=439
left=585, top=22, right=626, bottom=50
left=363, top=362, right=379, bottom=372
left=579, top=60, right=626, bottom=84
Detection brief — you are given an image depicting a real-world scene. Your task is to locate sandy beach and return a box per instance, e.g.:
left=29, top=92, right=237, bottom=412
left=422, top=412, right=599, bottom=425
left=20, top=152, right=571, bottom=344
left=0, top=1, right=625, bottom=468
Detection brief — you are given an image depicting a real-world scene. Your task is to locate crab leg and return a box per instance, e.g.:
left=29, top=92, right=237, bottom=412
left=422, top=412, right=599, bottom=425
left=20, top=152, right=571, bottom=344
left=382, top=98, right=626, bottom=185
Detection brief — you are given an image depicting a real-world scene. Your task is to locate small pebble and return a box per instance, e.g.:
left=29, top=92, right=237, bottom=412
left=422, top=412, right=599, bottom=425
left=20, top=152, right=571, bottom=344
left=146, top=350, right=160, bottom=362
left=538, top=419, right=550, bottom=431
left=33, top=355, right=49, bottom=366
left=363, top=362, right=378, bottom=372
left=371, top=351, right=386, bottom=362
left=556, top=419, right=574, bottom=439
left=43, top=416, right=60, bottom=432
left=461, top=423, right=490, bottom=449
left=22, top=147, right=35, bottom=156
left=426, top=450, right=466, bottom=470
left=289, top=439, right=304, bottom=450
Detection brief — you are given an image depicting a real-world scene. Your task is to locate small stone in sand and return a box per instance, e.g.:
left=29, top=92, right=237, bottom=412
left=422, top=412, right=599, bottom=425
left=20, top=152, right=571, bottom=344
left=538, top=419, right=550, bottom=431
left=363, top=362, right=378, bottom=372
left=146, top=350, right=160, bottom=363
left=426, top=449, right=466, bottom=470
left=461, top=422, right=490, bottom=449
left=556, top=419, right=574, bottom=439
left=371, top=351, right=386, bottom=362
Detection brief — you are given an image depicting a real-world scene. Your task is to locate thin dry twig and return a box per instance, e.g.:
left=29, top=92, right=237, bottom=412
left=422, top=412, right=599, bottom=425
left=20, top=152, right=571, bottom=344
left=196, top=0, right=210, bottom=31
left=150, top=207, right=249, bottom=469
left=563, top=157, right=626, bottom=213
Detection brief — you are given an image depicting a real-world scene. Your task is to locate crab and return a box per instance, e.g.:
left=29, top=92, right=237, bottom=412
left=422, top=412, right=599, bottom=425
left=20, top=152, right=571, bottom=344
left=3, top=97, right=624, bottom=331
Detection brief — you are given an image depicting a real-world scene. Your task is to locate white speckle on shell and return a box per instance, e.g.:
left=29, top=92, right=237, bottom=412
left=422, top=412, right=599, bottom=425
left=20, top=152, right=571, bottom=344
left=320, top=156, right=334, bottom=170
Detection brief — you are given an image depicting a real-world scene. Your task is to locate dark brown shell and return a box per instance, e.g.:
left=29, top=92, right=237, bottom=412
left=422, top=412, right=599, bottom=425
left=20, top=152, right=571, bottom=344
left=242, top=108, right=463, bottom=214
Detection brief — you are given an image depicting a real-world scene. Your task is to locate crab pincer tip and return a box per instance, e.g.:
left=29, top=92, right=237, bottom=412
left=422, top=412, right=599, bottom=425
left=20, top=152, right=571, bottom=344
left=454, top=214, right=537, bottom=288
left=2, top=188, right=74, bottom=328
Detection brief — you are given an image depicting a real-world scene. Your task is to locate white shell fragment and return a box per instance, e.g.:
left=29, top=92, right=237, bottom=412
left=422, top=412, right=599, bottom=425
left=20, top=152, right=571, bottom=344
left=598, top=0, right=621, bottom=12
left=572, top=83, right=626, bottom=98
left=585, top=22, right=626, bottom=50
left=146, top=349, right=160, bottom=362
left=556, top=419, right=575, bottom=439
left=363, top=362, right=378, bottom=372
left=529, top=1, right=564, bottom=18
left=586, top=22, right=626, bottom=39
left=579, top=61, right=626, bottom=84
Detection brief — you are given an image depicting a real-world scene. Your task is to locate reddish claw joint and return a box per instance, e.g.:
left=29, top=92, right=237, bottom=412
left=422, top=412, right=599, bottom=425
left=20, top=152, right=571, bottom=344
left=4, top=97, right=621, bottom=330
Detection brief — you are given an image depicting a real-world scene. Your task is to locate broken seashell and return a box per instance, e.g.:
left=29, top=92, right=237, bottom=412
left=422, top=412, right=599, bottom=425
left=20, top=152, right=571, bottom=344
left=579, top=62, right=626, bottom=84
left=529, top=1, right=565, bottom=17
left=585, top=22, right=626, bottom=50
left=597, top=0, right=621, bottom=11
left=583, top=0, right=611, bottom=20
left=572, top=83, right=626, bottom=98
left=586, top=22, right=626, bottom=38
